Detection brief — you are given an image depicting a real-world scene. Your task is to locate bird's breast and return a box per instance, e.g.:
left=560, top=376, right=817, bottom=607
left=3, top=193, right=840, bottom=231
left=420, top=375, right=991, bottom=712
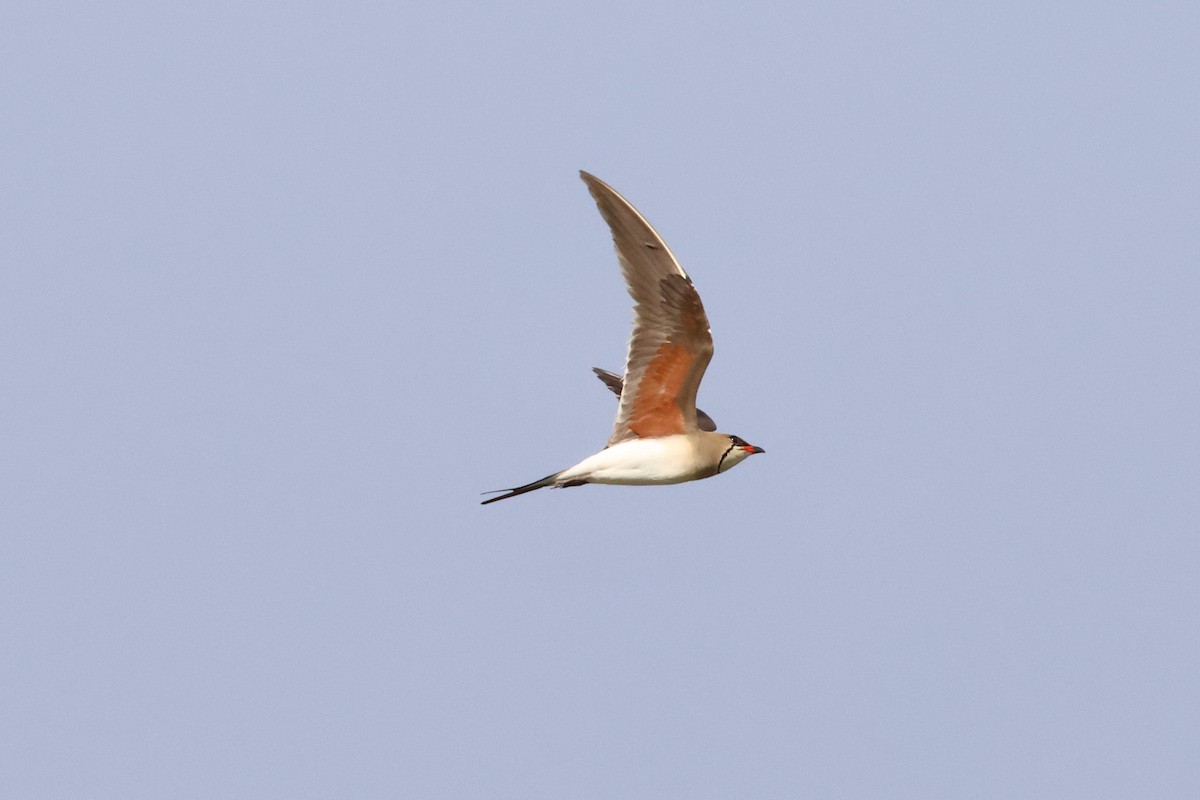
left=559, top=435, right=708, bottom=486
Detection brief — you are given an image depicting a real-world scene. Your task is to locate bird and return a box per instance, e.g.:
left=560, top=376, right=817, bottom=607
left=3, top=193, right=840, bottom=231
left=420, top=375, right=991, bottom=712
left=482, top=171, right=764, bottom=505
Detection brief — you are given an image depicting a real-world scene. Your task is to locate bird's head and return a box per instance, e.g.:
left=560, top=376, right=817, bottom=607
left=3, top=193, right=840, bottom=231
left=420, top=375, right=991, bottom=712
left=716, top=434, right=766, bottom=474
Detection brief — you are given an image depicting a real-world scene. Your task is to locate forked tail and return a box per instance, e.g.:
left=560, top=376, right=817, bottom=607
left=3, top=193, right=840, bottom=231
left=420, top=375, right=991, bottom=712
left=480, top=472, right=562, bottom=505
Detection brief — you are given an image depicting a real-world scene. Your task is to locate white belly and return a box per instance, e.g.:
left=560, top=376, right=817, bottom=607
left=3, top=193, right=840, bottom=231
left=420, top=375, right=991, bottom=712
left=556, top=436, right=705, bottom=486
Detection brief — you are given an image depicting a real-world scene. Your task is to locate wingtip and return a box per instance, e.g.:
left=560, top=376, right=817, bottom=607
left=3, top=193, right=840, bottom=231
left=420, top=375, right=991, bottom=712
left=592, top=366, right=624, bottom=398
left=579, top=170, right=612, bottom=193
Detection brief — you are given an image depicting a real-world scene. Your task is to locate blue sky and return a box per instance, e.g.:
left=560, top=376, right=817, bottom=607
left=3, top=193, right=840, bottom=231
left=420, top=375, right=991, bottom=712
left=3, top=2, right=1198, bottom=797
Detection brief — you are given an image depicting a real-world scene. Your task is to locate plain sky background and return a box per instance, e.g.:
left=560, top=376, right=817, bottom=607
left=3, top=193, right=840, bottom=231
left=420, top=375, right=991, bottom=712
left=3, top=2, right=1198, bottom=797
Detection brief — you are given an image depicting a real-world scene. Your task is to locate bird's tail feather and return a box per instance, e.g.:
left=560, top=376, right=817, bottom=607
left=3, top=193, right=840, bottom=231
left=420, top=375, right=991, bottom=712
left=480, top=472, right=562, bottom=505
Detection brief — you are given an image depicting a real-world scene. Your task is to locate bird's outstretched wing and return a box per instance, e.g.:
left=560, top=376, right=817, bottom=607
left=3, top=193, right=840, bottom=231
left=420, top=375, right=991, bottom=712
left=591, top=367, right=717, bottom=432
left=580, top=171, right=714, bottom=445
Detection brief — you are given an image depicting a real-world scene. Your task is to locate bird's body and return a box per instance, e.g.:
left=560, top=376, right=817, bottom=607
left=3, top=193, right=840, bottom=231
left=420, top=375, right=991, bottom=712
left=561, top=434, right=746, bottom=486
left=482, top=172, right=764, bottom=505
